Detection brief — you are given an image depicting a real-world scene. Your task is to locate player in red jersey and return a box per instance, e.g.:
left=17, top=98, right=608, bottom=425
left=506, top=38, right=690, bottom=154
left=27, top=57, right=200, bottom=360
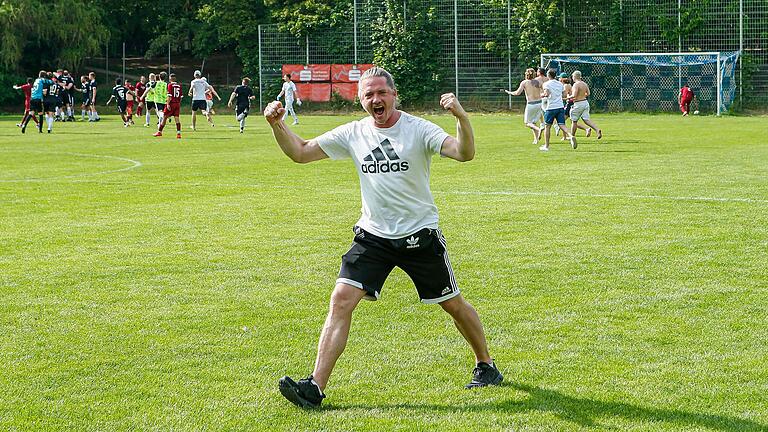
left=124, top=79, right=136, bottom=125
left=678, top=84, right=696, bottom=116
left=154, top=73, right=183, bottom=138
left=135, top=76, right=146, bottom=118
left=13, top=78, right=39, bottom=127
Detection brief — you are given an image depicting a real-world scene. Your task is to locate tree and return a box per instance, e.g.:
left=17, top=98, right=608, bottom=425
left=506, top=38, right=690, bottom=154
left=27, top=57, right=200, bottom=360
left=0, top=0, right=109, bottom=71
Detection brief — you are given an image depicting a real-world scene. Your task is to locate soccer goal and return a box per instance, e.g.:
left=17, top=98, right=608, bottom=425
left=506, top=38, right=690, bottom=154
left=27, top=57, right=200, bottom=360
left=540, top=52, right=740, bottom=115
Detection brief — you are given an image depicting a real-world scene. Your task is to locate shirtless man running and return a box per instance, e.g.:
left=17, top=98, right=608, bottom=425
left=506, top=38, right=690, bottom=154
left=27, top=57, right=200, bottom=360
left=501, top=68, right=544, bottom=145
left=568, top=70, right=602, bottom=139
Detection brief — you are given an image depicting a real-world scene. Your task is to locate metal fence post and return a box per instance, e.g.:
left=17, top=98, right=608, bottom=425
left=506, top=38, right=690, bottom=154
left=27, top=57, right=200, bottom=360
left=259, top=24, right=263, bottom=112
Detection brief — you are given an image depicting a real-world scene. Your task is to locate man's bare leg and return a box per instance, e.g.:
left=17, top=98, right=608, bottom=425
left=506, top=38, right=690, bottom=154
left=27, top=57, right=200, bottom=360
left=584, top=119, right=602, bottom=139
left=439, top=294, right=492, bottom=364
left=311, top=283, right=367, bottom=390
left=526, top=123, right=541, bottom=144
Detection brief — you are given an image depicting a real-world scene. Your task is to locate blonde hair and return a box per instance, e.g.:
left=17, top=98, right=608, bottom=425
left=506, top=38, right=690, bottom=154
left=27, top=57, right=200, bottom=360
left=525, top=68, right=535, bottom=80
left=572, top=70, right=582, bottom=80
left=359, top=67, right=396, bottom=90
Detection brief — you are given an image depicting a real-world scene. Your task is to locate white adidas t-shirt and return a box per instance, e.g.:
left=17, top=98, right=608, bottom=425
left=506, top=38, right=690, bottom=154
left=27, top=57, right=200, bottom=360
left=282, top=82, right=297, bottom=101
left=190, top=78, right=209, bottom=101
left=316, top=112, right=450, bottom=239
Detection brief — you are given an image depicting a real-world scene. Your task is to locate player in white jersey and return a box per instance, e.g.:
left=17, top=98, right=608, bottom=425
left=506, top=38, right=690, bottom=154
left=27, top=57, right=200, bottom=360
left=276, top=73, right=301, bottom=125
left=265, top=67, right=502, bottom=409
left=501, top=67, right=544, bottom=144
left=541, top=69, right=576, bottom=151
left=188, top=70, right=212, bottom=130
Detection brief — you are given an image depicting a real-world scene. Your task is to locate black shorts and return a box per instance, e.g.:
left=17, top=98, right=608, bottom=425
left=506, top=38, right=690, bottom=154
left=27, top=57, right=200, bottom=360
left=337, top=226, right=460, bottom=304
left=236, top=105, right=249, bottom=116
left=191, top=99, right=207, bottom=111
left=30, top=99, right=44, bottom=112
left=116, top=101, right=127, bottom=113
left=44, top=97, right=57, bottom=112
left=64, top=92, right=74, bottom=106
left=564, top=100, right=573, bottom=116
left=83, top=98, right=91, bottom=106
left=155, top=102, right=166, bottom=111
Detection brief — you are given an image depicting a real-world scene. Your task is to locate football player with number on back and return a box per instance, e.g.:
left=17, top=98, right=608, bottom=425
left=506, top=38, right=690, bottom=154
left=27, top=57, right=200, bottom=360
left=154, top=73, right=183, bottom=139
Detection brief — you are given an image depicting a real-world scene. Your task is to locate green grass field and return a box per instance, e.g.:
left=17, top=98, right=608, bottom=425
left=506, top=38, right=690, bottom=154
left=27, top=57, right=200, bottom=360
left=1, top=112, right=766, bottom=431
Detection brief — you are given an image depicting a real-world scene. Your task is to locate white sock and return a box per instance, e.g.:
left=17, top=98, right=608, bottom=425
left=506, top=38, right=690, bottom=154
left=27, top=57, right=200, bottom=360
left=93, top=110, right=99, bottom=119
left=46, top=115, right=53, bottom=130
left=239, top=118, right=245, bottom=129
left=82, top=110, right=86, bottom=119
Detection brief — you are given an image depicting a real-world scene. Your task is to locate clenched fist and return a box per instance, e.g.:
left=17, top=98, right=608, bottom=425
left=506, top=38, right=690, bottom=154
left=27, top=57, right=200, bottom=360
left=440, top=93, right=467, bottom=119
left=264, top=100, right=286, bottom=125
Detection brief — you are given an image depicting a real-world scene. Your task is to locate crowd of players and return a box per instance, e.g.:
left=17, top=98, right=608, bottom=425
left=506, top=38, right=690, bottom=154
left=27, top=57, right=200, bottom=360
left=12, top=69, right=257, bottom=137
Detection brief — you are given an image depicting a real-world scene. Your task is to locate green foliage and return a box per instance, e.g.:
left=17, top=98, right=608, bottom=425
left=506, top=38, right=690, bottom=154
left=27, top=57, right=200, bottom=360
left=265, top=0, right=352, bottom=37
left=0, top=0, right=109, bottom=71
left=515, top=0, right=567, bottom=65
left=370, top=0, right=443, bottom=106
left=0, top=72, right=27, bottom=107
left=329, top=90, right=358, bottom=111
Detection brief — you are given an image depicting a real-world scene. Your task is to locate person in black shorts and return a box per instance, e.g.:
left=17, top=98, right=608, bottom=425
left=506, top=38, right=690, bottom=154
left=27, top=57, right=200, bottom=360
left=264, top=67, right=502, bottom=409
left=227, top=77, right=255, bottom=133
left=106, top=78, right=133, bottom=126
left=59, top=69, right=76, bottom=121
left=42, top=72, right=60, bottom=133
left=79, top=75, right=91, bottom=121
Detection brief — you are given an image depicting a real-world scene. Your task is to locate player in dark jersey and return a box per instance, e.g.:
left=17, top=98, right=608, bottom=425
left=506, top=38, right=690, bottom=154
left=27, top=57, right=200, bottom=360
left=153, top=73, right=183, bottom=138
left=13, top=78, right=39, bottom=128
left=106, top=78, right=134, bottom=127
left=59, top=70, right=76, bottom=121
left=87, top=72, right=100, bottom=122
left=227, top=77, right=255, bottom=133
left=42, top=72, right=60, bottom=133
left=80, top=75, right=91, bottom=121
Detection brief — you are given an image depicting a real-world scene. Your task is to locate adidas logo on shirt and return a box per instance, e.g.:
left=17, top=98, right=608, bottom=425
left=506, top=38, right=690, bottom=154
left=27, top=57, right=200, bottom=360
left=361, top=139, right=410, bottom=174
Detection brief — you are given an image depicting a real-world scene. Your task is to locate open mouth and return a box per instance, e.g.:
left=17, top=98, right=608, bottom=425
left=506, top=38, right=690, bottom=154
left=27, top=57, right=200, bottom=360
left=373, top=106, right=385, bottom=116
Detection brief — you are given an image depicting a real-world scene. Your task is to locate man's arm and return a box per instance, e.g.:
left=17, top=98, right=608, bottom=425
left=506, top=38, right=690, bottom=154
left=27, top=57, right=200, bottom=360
left=105, top=95, right=114, bottom=105
left=188, top=84, right=193, bottom=97
left=510, top=81, right=526, bottom=96
left=438, top=93, right=474, bottom=162
left=264, top=101, right=328, bottom=164
left=227, top=92, right=236, bottom=107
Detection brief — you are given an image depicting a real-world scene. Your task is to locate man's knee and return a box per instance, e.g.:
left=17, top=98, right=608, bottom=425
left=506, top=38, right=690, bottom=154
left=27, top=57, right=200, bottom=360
left=329, top=283, right=365, bottom=315
left=439, top=294, right=470, bottom=315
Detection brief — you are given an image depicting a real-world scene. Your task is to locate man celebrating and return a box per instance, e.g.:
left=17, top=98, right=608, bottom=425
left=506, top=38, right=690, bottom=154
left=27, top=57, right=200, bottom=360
left=228, top=77, right=255, bottom=133
left=265, top=67, right=502, bottom=409
left=501, top=68, right=543, bottom=145
left=569, top=70, right=602, bottom=139
left=188, top=70, right=212, bottom=131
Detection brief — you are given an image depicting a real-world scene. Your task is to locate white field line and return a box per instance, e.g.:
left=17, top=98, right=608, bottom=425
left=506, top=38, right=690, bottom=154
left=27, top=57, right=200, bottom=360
left=0, top=152, right=142, bottom=182
left=442, top=190, right=768, bottom=204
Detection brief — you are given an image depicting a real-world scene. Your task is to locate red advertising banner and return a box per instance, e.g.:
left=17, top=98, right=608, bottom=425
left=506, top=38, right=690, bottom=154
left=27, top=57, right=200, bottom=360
left=331, top=64, right=375, bottom=83
left=331, top=83, right=359, bottom=101
left=281, top=64, right=331, bottom=82
left=296, top=83, right=331, bottom=102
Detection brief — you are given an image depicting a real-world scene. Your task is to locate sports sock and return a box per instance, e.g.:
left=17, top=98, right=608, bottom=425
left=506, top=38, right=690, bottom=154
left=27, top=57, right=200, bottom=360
left=93, top=110, right=99, bottom=119
left=82, top=110, right=87, bottom=119
left=146, top=111, right=151, bottom=124
left=176, top=122, right=181, bottom=133
left=46, top=115, right=53, bottom=130
left=38, top=114, right=43, bottom=129
left=239, top=118, right=245, bottom=130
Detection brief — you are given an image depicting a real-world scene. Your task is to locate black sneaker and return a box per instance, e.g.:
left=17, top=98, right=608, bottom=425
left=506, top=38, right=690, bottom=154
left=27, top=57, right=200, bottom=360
left=465, top=361, right=503, bottom=389
left=279, top=375, right=325, bottom=408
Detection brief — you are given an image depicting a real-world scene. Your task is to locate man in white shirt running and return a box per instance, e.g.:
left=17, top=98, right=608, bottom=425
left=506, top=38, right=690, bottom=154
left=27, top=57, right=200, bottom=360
left=188, top=70, right=213, bottom=131
left=501, top=67, right=544, bottom=145
left=541, top=69, right=576, bottom=151
left=276, top=73, right=301, bottom=125
left=265, top=67, right=503, bottom=409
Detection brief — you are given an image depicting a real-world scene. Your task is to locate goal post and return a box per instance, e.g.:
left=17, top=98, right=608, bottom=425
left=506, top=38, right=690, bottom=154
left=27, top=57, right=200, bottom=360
left=540, top=52, right=740, bottom=115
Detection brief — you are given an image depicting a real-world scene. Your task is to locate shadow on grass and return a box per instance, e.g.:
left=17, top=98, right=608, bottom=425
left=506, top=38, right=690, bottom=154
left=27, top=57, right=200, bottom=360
left=325, top=382, right=766, bottom=431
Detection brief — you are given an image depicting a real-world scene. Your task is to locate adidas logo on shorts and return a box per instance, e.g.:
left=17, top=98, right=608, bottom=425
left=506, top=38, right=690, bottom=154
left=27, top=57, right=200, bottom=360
left=361, top=139, right=410, bottom=174
left=406, top=236, right=419, bottom=249
left=441, top=287, right=452, bottom=295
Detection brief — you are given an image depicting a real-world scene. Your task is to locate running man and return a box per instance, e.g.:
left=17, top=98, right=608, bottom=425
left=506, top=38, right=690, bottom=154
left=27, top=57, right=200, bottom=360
left=501, top=68, right=543, bottom=145
left=153, top=73, right=183, bottom=138
left=266, top=66, right=503, bottom=409
left=678, top=83, right=696, bottom=116
left=188, top=70, right=213, bottom=131
left=228, top=77, right=255, bottom=133
left=560, top=72, right=588, bottom=139
left=276, top=73, right=301, bottom=125
left=541, top=69, right=576, bottom=151
left=569, top=70, right=602, bottom=139
left=13, top=78, right=39, bottom=128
